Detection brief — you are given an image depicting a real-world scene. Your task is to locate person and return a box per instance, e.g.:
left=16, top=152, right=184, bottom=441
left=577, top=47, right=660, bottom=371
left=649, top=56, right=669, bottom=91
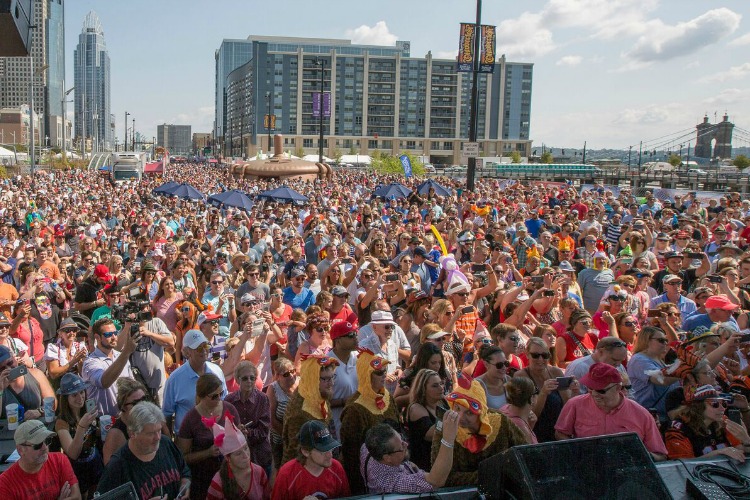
left=328, top=320, right=360, bottom=436
left=102, top=378, right=151, bottom=465
left=205, top=412, right=271, bottom=500
left=577, top=252, right=615, bottom=313
left=431, top=378, right=529, bottom=486
left=283, top=268, right=316, bottom=311
left=74, top=264, right=112, bottom=319
left=224, top=361, right=272, bottom=476
left=163, top=330, right=227, bottom=434
left=555, top=362, right=668, bottom=460
left=272, top=419, right=350, bottom=500
left=0, top=420, right=81, bottom=499
left=281, top=354, right=340, bottom=465
left=683, top=294, right=739, bottom=335
left=81, top=317, right=135, bottom=416
left=268, top=357, right=298, bottom=471
left=405, top=368, right=446, bottom=470
left=339, top=349, right=401, bottom=495
left=499, top=377, right=539, bottom=444
left=475, top=345, right=511, bottom=410
left=666, top=384, right=750, bottom=460
left=176, top=373, right=242, bottom=500
left=556, top=309, right=599, bottom=368
left=44, top=318, right=88, bottom=386
left=0, top=344, right=56, bottom=421
left=359, top=310, right=408, bottom=392
left=361, top=411, right=459, bottom=495
left=97, top=402, right=191, bottom=499
left=627, top=326, right=680, bottom=421
left=565, top=337, right=630, bottom=393
left=394, top=342, right=449, bottom=407
left=55, top=373, right=103, bottom=498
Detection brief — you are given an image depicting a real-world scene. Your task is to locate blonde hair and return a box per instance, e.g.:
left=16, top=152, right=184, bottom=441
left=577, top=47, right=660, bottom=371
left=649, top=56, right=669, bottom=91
left=419, top=323, right=444, bottom=344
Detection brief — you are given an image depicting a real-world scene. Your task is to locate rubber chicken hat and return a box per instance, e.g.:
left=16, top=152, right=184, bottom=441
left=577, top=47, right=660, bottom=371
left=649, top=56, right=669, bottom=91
left=354, top=348, right=391, bottom=414
left=558, top=239, right=572, bottom=252
left=299, top=355, right=340, bottom=420
left=447, top=377, right=497, bottom=453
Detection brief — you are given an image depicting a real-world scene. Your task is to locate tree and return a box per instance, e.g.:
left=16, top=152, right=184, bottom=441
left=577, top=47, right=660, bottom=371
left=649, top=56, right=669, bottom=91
left=348, top=146, right=357, bottom=155
left=371, top=152, right=424, bottom=176
left=510, top=151, right=522, bottom=164
left=295, top=146, right=304, bottom=158
left=668, top=154, right=682, bottom=168
left=540, top=151, right=553, bottom=164
left=734, top=154, right=750, bottom=171
left=332, top=147, right=342, bottom=165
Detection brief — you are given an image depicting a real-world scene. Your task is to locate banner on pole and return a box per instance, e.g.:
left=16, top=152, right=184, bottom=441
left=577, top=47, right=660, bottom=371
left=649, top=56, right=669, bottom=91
left=263, top=114, right=276, bottom=130
left=312, top=92, right=331, bottom=118
left=479, top=25, right=496, bottom=73
left=457, top=23, right=476, bottom=72
left=400, top=154, right=413, bottom=178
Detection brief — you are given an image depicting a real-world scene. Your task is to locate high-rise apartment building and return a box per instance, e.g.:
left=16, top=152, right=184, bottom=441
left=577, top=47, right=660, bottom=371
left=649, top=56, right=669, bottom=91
left=216, top=36, right=532, bottom=164
left=157, top=124, right=192, bottom=155
left=73, top=11, right=112, bottom=152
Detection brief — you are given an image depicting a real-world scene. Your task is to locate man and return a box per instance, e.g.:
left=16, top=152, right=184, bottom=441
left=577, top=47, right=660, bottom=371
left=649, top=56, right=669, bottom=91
left=82, top=317, right=136, bottom=416
left=97, top=402, right=191, bottom=499
left=682, top=294, right=739, bottom=336
left=201, top=271, right=236, bottom=337
left=411, top=246, right=434, bottom=294
left=0, top=420, right=81, bottom=499
left=565, top=337, right=630, bottom=394
left=577, top=252, right=615, bottom=313
left=359, top=310, right=408, bottom=392
left=652, top=251, right=709, bottom=295
left=197, top=310, right=227, bottom=362
left=162, top=330, right=227, bottom=434
left=234, top=263, right=270, bottom=303
left=361, top=414, right=458, bottom=495
left=329, top=320, right=359, bottom=436
left=555, top=362, right=668, bottom=461
left=650, top=274, right=697, bottom=320
left=316, top=241, right=339, bottom=277
left=272, top=420, right=350, bottom=500
left=35, top=247, right=61, bottom=283
left=328, top=285, right=354, bottom=324
left=74, top=264, right=112, bottom=319
left=282, top=268, right=316, bottom=311
left=281, top=355, right=340, bottom=464
left=304, top=227, right=327, bottom=266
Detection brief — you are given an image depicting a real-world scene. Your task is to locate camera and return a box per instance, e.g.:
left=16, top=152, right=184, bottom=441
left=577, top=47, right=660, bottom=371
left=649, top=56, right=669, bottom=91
left=111, top=288, right=152, bottom=331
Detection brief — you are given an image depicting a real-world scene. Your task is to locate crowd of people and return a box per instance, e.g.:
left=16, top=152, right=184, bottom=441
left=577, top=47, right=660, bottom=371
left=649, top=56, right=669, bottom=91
left=1, top=163, right=750, bottom=498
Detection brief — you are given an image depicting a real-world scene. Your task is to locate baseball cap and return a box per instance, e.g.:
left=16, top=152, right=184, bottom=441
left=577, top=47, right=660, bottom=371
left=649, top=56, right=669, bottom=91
left=655, top=233, right=670, bottom=241
left=330, top=321, right=358, bottom=341
left=662, top=274, right=682, bottom=284
left=291, top=268, right=307, bottom=278
left=298, top=420, right=340, bottom=452
left=197, top=312, right=222, bottom=326
left=331, top=286, right=349, bottom=297
left=663, top=251, right=683, bottom=260
left=14, top=420, right=56, bottom=446
left=240, top=293, right=260, bottom=305
left=580, top=362, right=622, bottom=391
left=183, top=330, right=209, bottom=349
left=413, top=246, right=428, bottom=258
left=0, top=312, right=10, bottom=326
left=558, top=261, right=575, bottom=272
left=93, top=264, right=112, bottom=281
left=705, top=295, right=740, bottom=311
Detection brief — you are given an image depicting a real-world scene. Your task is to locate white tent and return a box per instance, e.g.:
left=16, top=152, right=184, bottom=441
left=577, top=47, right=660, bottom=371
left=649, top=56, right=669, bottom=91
left=53, top=151, right=81, bottom=159
left=339, top=154, right=371, bottom=165
left=302, top=154, right=333, bottom=163
left=0, top=146, right=14, bottom=158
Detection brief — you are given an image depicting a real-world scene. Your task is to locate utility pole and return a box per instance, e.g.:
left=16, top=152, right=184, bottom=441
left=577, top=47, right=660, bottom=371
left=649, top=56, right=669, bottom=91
left=582, top=141, right=587, bottom=164
left=466, top=0, right=482, bottom=192
left=628, top=145, right=632, bottom=169
left=62, top=85, right=74, bottom=165
left=266, top=91, right=272, bottom=154
left=124, top=111, right=130, bottom=152
left=132, top=118, right=135, bottom=150
left=638, top=141, right=643, bottom=168
left=314, top=57, right=326, bottom=163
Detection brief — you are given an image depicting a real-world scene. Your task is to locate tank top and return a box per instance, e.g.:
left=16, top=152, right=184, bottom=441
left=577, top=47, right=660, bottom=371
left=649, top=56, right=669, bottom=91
left=270, top=381, right=290, bottom=445
left=2, top=372, right=42, bottom=416
left=476, top=377, right=508, bottom=410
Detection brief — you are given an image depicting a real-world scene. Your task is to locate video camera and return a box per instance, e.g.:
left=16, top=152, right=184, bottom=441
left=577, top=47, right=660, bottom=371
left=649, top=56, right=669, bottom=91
left=111, top=288, right=152, bottom=334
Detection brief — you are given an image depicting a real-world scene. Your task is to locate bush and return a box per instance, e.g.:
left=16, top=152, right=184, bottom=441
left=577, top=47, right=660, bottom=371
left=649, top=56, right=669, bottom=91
left=371, top=152, right=424, bottom=176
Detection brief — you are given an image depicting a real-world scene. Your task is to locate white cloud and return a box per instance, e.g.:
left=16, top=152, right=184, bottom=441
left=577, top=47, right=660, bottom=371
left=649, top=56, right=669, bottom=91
left=541, top=0, right=658, bottom=39
left=703, top=88, right=748, bottom=105
left=496, top=12, right=556, bottom=59
left=700, top=63, right=750, bottom=83
left=345, top=21, right=397, bottom=46
left=556, top=55, right=582, bottom=66
left=624, top=8, right=741, bottom=63
left=729, top=33, right=750, bottom=47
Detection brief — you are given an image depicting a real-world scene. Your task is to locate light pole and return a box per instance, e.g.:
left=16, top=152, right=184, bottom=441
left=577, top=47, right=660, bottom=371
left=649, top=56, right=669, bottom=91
left=30, top=62, right=49, bottom=177
left=314, top=57, right=326, bottom=163
left=61, top=86, right=74, bottom=166
left=266, top=91, right=272, bottom=154
left=466, top=0, right=482, bottom=192
left=124, top=111, right=130, bottom=152
left=132, top=118, right=135, bottom=150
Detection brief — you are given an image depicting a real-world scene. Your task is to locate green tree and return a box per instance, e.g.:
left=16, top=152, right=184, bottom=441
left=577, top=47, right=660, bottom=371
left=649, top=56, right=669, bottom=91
left=510, top=151, right=522, bottom=164
left=668, top=154, right=682, bottom=168
left=295, top=146, right=304, bottom=158
left=332, top=147, right=342, bottom=165
left=348, top=146, right=357, bottom=155
left=371, top=152, right=424, bottom=176
left=734, top=154, right=750, bottom=171
left=540, top=151, right=553, bottom=164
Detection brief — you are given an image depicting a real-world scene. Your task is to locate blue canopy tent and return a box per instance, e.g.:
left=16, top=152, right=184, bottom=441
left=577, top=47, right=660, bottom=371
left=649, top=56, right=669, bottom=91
left=207, top=190, right=255, bottom=212
left=416, top=179, right=452, bottom=197
left=256, top=186, right=309, bottom=205
left=167, top=183, right=205, bottom=201
left=153, top=181, right=179, bottom=195
left=373, top=182, right=412, bottom=200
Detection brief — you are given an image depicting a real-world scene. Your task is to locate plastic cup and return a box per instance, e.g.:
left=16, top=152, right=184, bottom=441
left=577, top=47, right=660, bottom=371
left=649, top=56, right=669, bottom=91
left=6, top=404, right=19, bottom=430
left=43, top=397, right=55, bottom=423
left=99, top=414, right=112, bottom=441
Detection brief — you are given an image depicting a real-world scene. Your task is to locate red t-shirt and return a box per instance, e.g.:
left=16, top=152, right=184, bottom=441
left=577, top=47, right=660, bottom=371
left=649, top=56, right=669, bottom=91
left=0, top=452, right=78, bottom=500
left=271, top=304, right=293, bottom=357
left=557, top=331, right=598, bottom=363
left=271, top=458, right=350, bottom=500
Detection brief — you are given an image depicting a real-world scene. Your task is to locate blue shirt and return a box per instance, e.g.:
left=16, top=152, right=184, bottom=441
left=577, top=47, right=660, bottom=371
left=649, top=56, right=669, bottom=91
left=650, top=294, right=697, bottom=326
left=682, top=314, right=738, bottom=336
left=282, top=286, right=315, bottom=310
left=162, top=361, right=227, bottom=433
left=626, top=352, right=676, bottom=420
left=524, top=218, right=544, bottom=239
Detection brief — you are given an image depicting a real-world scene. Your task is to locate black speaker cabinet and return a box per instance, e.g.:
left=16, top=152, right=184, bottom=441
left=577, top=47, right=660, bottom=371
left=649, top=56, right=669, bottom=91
left=479, top=432, right=673, bottom=500
left=0, top=0, right=32, bottom=57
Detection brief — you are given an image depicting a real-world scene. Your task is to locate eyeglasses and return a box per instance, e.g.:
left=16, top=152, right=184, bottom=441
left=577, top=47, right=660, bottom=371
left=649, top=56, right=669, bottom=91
left=343, top=332, right=358, bottom=339
left=608, top=296, right=626, bottom=302
left=314, top=327, right=328, bottom=333
left=508, top=336, right=520, bottom=342
left=124, top=397, right=149, bottom=409
left=623, top=321, right=638, bottom=327
left=651, top=337, right=669, bottom=344
left=382, top=324, right=395, bottom=331
left=372, top=369, right=386, bottom=376
left=529, top=352, right=551, bottom=360
left=211, top=280, right=224, bottom=285
left=21, top=436, right=53, bottom=450
left=665, top=281, right=683, bottom=286
left=593, top=384, right=620, bottom=395
left=492, top=361, right=511, bottom=369
left=706, top=400, right=728, bottom=409
left=239, top=375, right=257, bottom=382
left=281, top=370, right=296, bottom=378
left=101, top=330, right=119, bottom=338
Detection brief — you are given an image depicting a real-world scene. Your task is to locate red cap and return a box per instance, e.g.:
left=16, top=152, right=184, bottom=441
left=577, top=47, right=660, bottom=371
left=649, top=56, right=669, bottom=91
left=330, top=320, right=358, bottom=341
left=580, top=362, right=622, bottom=391
left=54, top=231, right=64, bottom=238
left=93, top=264, right=112, bottom=282
left=704, top=294, right=740, bottom=311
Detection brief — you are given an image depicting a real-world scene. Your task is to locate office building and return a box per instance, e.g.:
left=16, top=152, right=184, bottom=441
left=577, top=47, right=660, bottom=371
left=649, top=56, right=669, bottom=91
left=217, top=35, right=532, bottom=163
left=193, top=132, right=212, bottom=155
left=73, top=10, right=113, bottom=152
left=157, top=124, right=192, bottom=155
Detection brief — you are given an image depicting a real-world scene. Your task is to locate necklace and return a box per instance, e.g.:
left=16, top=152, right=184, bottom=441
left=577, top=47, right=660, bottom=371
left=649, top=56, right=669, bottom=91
left=198, top=402, right=223, bottom=418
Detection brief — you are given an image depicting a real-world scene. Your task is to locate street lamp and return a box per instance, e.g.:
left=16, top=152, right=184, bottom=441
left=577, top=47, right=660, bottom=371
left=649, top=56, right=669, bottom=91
left=266, top=91, right=272, bottom=154
left=313, top=57, right=326, bottom=163
left=61, top=86, right=74, bottom=166
left=30, top=63, right=49, bottom=178
left=124, top=111, right=130, bottom=152
left=132, top=118, right=135, bottom=151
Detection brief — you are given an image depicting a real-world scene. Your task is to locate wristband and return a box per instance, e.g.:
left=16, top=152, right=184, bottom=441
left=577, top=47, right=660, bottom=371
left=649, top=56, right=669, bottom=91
left=440, top=438, right=454, bottom=449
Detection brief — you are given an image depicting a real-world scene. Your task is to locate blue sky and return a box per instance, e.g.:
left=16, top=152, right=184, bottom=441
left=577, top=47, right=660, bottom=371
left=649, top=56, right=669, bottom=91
left=64, top=0, right=750, bottom=150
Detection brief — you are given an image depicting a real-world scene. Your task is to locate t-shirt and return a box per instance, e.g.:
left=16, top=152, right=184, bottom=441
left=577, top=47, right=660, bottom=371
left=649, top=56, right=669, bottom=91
left=282, top=286, right=315, bottom=311
left=131, top=317, right=173, bottom=403
left=271, top=458, right=350, bottom=500
left=0, top=452, right=78, bottom=500
left=74, top=278, right=101, bottom=319
left=235, top=281, right=270, bottom=303
left=96, top=435, right=190, bottom=499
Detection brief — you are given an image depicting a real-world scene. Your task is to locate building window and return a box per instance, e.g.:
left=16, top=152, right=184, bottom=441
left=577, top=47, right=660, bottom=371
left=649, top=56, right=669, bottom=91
left=303, top=138, right=313, bottom=147
left=368, top=140, right=378, bottom=149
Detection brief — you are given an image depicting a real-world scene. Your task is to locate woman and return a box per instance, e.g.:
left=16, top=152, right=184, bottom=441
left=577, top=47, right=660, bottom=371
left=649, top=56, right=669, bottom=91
left=627, top=326, right=680, bottom=422
left=492, top=323, right=526, bottom=373
left=515, top=338, right=575, bottom=442
left=368, top=238, right=391, bottom=270
left=406, top=368, right=446, bottom=471
left=102, top=378, right=151, bottom=465
left=177, top=373, right=242, bottom=500
left=499, top=376, right=539, bottom=444
left=396, top=253, right=420, bottom=291
left=427, top=299, right=466, bottom=366
left=556, top=309, right=598, bottom=369
left=294, top=313, right=331, bottom=370
left=612, top=312, right=640, bottom=354
left=152, top=277, right=183, bottom=332
left=45, top=319, right=87, bottom=383
left=173, top=300, right=199, bottom=366
left=10, top=299, right=45, bottom=370
left=393, top=342, right=448, bottom=407
left=475, top=345, right=511, bottom=410
left=205, top=415, right=270, bottom=500
left=108, top=254, right=131, bottom=287
left=551, top=298, right=579, bottom=337
left=55, top=373, right=102, bottom=498
left=267, top=357, right=299, bottom=471
left=532, top=324, right=558, bottom=367
left=269, top=285, right=291, bottom=361
left=0, top=312, right=32, bottom=367
left=399, top=290, right=431, bottom=355
left=666, top=384, right=750, bottom=460
left=629, top=232, right=658, bottom=270
left=419, top=323, right=459, bottom=392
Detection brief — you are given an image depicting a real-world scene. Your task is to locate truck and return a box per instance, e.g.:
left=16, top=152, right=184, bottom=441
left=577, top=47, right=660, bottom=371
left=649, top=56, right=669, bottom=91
left=111, top=152, right=146, bottom=184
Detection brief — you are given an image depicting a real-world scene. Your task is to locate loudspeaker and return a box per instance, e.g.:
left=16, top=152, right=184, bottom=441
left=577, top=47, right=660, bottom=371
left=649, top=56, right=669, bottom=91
left=0, top=0, right=32, bottom=57
left=479, top=432, right=673, bottom=500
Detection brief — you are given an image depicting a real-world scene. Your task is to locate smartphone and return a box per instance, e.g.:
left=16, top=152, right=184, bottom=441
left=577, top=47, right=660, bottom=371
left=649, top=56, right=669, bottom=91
left=385, top=274, right=399, bottom=282
left=530, top=276, right=545, bottom=284
left=435, top=404, right=448, bottom=432
left=647, top=309, right=662, bottom=318
left=85, top=398, right=96, bottom=414
left=461, top=306, right=475, bottom=314
left=687, top=252, right=703, bottom=259
left=543, top=290, right=556, bottom=297
left=727, top=408, right=742, bottom=425
left=506, top=257, right=513, bottom=264
left=708, top=275, right=723, bottom=283
left=341, top=257, right=354, bottom=264
left=471, top=263, right=486, bottom=273
left=251, top=318, right=265, bottom=338
left=211, top=351, right=221, bottom=362
left=7, top=365, right=27, bottom=381
left=740, top=334, right=750, bottom=343
left=556, top=376, right=574, bottom=390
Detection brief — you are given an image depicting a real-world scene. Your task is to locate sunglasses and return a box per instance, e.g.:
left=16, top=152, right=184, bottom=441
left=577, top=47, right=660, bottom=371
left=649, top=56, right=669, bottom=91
left=124, top=396, right=149, bottom=409
left=608, top=296, right=626, bottom=302
left=493, top=361, right=511, bottom=369
left=281, top=370, right=296, bottom=378
left=707, top=400, right=728, bottom=409
left=623, top=321, right=638, bottom=327
left=239, top=375, right=257, bottom=382
left=248, top=273, right=259, bottom=277
left=343, top=332, right=358, bottom=339
left=22, top=436, right=54, bottom=450
left=529, top=352, right=551, bottom=360
left=101, top=330, right=119, bottom=338
left=593, top=384, right=620, bottom=395
left=314, top=327, right=328, bottom=333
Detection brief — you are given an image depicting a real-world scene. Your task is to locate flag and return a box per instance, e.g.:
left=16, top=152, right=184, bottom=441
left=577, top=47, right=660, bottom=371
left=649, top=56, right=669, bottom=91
left=400, top=155, right=413, bottom=178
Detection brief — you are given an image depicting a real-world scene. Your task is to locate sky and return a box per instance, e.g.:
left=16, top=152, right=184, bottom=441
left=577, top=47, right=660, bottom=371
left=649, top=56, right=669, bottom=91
left=63, top=0, right=750, bottom=151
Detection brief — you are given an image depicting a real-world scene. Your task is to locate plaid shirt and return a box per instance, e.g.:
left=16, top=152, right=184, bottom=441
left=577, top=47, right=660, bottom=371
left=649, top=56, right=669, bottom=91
left=360, top=444, right=434, bottom=494
left=513, top=236, right=537, bottom=268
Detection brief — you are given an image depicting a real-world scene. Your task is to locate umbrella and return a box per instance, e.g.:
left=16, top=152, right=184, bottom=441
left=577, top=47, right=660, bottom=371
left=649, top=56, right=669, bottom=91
left=373, top=182, right=412, bottom=200
left=207, top=190, right=255, bottom=212
left=153, top=181, right=179, bottom=194
left=416, top=179, right=452, bottom=197
left=168, top=183, right=205, bottom=201
left=256, top=186, right=309, bottom=205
